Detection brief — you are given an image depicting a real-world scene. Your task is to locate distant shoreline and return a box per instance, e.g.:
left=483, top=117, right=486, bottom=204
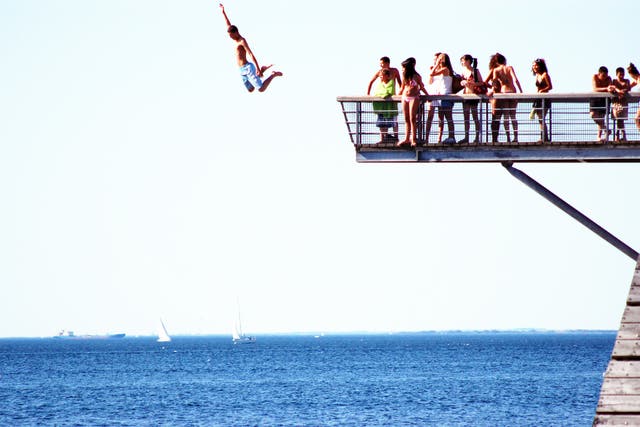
left=0, top=329, right=617, bottom=340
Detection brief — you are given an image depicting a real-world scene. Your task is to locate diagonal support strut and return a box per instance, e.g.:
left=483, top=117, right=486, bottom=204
left=502, top=161, right=639, bottom=261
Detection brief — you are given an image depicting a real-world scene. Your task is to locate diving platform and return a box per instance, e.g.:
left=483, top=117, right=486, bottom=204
left=339, top=92, right=640, bottom=424
left=337, top=93, right=640, bottom=163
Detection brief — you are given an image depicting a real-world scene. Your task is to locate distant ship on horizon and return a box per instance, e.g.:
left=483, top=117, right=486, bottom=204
left=53, top=330, right=126, bottom=340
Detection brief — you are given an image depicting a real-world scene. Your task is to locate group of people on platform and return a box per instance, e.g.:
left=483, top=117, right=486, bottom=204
left=366, top=54, right=640, bottom=147
left=591, top=64, right=640, bottom=143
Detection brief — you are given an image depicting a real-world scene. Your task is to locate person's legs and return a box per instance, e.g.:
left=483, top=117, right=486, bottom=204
left=258, top=71, right=283, bottom=92
left=616, top=119, right=626, bottom=141
left=378, top=125, right=388, bottom=142
left=491, top=99, right=502, bottom=143
left=409, top=98, right=420, bottom=146
left=615, top=104, right=628, bottom=141
left=510, top=100, right=519, bottom=142
left=535, top=110, right=546, bottom=142
left=424, top=105, right=435, bottom=143
left=590, top=99, right=608, bottom=141
left=445, top=108, right=455, bottom=140
left=591, top=111, right=605, bottom=140
left=241, top=72, right=255, bottom=92
left=242, top=63, right=262, bottom=92
left=437, top=109, right=444, bottom=143
left=260, top=64, right=273, bottom=74
left=398, top=100, right=412, bottom=146
left=471, top=106, right=480, bottom=143
left=462, top=103, right=471, bottom=143
left=392, top=117, right=399, bottom=140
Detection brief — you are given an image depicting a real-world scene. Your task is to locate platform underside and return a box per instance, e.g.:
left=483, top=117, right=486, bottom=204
left=355, top=142, right=640, bottom=163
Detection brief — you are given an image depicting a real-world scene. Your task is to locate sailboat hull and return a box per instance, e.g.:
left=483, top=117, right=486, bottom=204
left=233, top=336, right=256, bottom=344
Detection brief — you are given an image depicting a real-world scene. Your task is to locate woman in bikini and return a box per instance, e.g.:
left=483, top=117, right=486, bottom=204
left=532, top=58, right=553, bottom=142
left=397, top=57, right=428, bottom=147
left=485, top=53, right=523, bottom=143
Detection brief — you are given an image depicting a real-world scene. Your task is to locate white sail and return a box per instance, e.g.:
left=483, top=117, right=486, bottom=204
left=157, top=318, right=172, bottom=343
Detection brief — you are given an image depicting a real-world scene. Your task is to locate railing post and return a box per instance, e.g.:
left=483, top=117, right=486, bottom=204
left=605, top=96, right=611, bottom=141
left=610, top=96, right=617, bottom=140
left=485, top=98, right=491, bottom=145
left=478, top=97, right=483, bottom=144
left=356, top=101, right=362, bottom=146
left=417, top=98, right=424, bottom=142
left=546, top=98, right=552, bottom=142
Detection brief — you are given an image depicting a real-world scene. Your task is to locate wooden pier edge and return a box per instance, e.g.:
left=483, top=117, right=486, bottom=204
left=594, top=257, right=640, bottom=426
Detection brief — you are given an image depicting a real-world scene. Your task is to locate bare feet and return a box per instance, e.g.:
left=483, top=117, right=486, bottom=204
left=257, top=70, right=283, bottom=92
left=260, top=64, right=273, bottom=74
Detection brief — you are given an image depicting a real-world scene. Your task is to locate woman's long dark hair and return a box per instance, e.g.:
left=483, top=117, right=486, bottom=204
left=489, top=53, right=506, bottom=69
left=533, top=58, right=548, bottom=75
left=402, top=57, right=417, bottom=81
left=441, top=53, right=454, bottom=76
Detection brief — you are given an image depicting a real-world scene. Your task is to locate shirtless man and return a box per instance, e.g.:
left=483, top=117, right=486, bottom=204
left=220, top=3, right=282, bottom=93
left=366, top=56, right=402, bottom=95
left=590, top=66, right=614, bottom=142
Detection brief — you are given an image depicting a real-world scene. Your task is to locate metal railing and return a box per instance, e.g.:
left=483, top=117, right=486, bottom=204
left=337, top=93, right=640, bottom=147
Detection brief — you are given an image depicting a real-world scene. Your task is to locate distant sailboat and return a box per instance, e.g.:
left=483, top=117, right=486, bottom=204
left=233, top=300, right=255, bottom=344
left=157, top=319, right=172, bottom=343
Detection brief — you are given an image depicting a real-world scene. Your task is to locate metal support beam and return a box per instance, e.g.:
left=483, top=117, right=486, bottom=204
left=502, top=161, right=639, bottom=261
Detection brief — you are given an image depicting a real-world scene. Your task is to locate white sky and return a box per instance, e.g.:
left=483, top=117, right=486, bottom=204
left=1, top=0, right=639, bottom=337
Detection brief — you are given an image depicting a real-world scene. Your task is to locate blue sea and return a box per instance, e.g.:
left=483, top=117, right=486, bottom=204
left=0, top=332, right=615, bottom=426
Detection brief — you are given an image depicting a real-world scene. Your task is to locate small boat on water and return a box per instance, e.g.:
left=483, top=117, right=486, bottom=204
left=233, top=300, right=255, bottom=344
left=232, top=328, right=256, bottom=344
left=157, top=319, right=172, bottom=343
left=54, top=330, right=125, bottom=339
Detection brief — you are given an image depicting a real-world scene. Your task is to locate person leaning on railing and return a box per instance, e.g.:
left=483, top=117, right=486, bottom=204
left=590, top=66, right=614, bottom=142
left=611, top=67, right=631, bottom=142
left=372, top=69, right=399, bottom=143
left=366, top=56, right=402, bottom=96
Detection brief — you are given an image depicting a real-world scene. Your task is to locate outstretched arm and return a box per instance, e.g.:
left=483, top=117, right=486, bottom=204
left=219, top=3, right=231, bottom=27
left=367, top=71, right=380, bottom=95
